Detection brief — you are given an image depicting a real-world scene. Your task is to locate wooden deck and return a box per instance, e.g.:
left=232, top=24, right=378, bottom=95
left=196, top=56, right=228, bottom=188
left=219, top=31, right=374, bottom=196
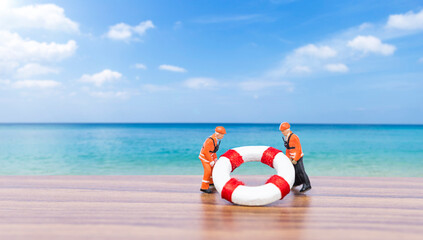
left=0, top=176, right=422, bottom=240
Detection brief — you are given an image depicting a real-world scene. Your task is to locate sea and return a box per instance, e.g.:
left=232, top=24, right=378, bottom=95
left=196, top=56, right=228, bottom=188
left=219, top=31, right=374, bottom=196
left=0, top=123, right=422, bottom=177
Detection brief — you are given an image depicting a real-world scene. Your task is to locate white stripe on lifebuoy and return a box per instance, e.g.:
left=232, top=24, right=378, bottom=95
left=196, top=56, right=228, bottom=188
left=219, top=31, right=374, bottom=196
left=212, top=146, right=295, bottom=206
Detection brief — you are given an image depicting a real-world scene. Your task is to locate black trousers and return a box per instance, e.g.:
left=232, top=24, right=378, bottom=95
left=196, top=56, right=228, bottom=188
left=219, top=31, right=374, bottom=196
left=293, top=157, right=311, bottom=187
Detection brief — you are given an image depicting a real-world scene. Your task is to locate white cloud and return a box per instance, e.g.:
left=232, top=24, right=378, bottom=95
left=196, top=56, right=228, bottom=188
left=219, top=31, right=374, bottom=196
left=0, top=0, right=14, bottom=9
left=239, top=81, right=293, bottom=91
left=90, top=91, right=130, bottom=99
left=386, top=9, right=423, bottom=30
left=106, top=21, right=155, bottom=40
left=0, top=3, right=78, bottom=89
left=184, top=77, right=217, bottom=89
left=135, top=63, right=147, bottom=69
left=265, top=44, right=336, bottom=77
left=159, top=64, right=187, bottom=73
left=79, top=69, right=122, bottom=87
left=0, top=79, right=11, bottom=85
left=133, top=21, right=155, bottom=35
left=0, top=61, right=19, bottom=74
left=15, top=63, right=59, bottom=78
left=325, top=63, right=349, bottom=73
left=291, top=65, right=311, bottom=73
left=0, top=4, right=79, bottom=33
left=12, top=80, right=61, bottom=89
left=294, top=44, right=337, bottom=59
left=347, top=35, right=396, bottom=56
left=0, top=31, right=77, bottom=62
left=252, top=9, right=423, bottom=84
left=142, top=84, right=172, bottom=92
left=107, top=23, right=131, bottom=40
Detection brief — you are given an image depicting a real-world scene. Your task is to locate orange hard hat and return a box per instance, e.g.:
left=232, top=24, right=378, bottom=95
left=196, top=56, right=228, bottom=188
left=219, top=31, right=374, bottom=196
left=279, top=122, right=290, bottom=131
left=215, top=126, right=226, bottom=134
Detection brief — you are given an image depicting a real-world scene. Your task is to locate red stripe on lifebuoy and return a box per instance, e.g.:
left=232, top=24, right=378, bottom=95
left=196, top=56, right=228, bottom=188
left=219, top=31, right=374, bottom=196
left=221, top=178, right=245, bottom=203
left=266, top=175, right=290, bottom=199
left=261, top=147, right=282, bottom=168
left=221, top=149, right=244, bottom=172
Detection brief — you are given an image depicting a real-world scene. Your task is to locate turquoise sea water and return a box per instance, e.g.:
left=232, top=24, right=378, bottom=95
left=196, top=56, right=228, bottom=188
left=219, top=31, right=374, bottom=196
left=0, top=123, right=422, bottom=177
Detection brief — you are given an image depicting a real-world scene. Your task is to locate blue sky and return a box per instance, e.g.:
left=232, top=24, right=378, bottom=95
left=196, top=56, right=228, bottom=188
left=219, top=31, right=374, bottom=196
left=0, top=0, right=422, bottom=123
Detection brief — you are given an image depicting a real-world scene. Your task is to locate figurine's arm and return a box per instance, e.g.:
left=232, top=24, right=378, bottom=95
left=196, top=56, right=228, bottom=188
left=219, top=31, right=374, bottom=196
left=202, top=139, right=214, bottom=162
left=210, top=153, right=218, bottom=167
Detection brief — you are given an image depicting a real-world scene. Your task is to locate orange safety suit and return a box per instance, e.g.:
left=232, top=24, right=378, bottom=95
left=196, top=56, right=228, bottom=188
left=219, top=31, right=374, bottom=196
left=199, top=134, right=219, bottom=190
left=284, top=132, right=304, bottom=161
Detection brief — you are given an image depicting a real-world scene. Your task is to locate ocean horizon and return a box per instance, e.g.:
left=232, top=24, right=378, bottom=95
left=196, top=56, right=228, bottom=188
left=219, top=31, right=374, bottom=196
left=1, top=123, right=422, bottom=177
left=1, top=122, right=422, bottom=125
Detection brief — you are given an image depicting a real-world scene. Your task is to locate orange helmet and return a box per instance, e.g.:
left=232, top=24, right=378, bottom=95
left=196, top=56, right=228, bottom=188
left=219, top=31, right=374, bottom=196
left=279, top=122, right=290, bottom=131
left=215, top=126, right=226, bottom=134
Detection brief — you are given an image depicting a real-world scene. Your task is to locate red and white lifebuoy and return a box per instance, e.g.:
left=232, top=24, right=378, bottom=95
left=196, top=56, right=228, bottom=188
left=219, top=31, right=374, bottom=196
left=212, top=146, right=295, bottom=206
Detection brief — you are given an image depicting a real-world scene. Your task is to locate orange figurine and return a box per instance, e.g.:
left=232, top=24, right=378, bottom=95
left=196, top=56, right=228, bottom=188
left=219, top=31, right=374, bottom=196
left=279, top=122, right=311, bottom=193
left=199, top=126, right=226, bottom=193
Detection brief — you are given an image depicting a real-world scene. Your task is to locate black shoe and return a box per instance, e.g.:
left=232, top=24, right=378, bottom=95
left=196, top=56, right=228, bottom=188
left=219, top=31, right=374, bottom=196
left=300, top=185, right=311, bottom=193
left=200, top=189, right=213, bottom=194
left=293, top=183, right=301, bottom=187
left=209, top=183, right=214, bottom=186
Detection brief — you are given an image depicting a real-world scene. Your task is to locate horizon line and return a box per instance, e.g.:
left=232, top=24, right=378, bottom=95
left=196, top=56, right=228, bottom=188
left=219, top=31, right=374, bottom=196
left=0, top=122, right=422, bottom=126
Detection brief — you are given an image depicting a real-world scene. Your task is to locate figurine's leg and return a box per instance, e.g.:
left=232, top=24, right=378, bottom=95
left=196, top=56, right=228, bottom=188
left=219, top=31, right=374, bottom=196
left=297, top=158, right=311, bottom=192
left=293, top=170, right=302, bottom=186
left=201, top=161, right=212, bottom=190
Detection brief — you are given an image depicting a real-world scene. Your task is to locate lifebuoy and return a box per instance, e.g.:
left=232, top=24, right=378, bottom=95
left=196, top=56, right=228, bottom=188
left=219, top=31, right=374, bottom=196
left=212, top=146, right=295, bottom=206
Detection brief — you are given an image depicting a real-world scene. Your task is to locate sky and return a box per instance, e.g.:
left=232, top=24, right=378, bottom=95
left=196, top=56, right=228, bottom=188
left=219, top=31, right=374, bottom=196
left=0, top=0, right=422, bottom=124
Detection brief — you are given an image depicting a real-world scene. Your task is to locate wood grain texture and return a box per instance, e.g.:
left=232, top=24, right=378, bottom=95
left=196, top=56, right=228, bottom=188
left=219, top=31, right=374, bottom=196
left=0, top=176, right=422, bottom=240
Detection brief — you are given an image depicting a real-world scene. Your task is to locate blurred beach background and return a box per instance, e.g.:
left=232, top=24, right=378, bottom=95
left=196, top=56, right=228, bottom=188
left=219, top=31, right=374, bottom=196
left=1, top=0, right=423, bottom=178
left=1, top=123, right=422, bottom=177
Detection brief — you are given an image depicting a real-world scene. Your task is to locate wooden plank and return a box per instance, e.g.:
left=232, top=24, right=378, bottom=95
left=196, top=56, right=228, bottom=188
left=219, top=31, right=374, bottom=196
left=0, top=176, right=422, bottom=240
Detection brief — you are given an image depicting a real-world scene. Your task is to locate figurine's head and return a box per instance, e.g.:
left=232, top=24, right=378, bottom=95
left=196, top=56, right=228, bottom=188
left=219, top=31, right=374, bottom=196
left=279, top=122, right=291, bottom=136
left=215, top=126, right=226, bottom=139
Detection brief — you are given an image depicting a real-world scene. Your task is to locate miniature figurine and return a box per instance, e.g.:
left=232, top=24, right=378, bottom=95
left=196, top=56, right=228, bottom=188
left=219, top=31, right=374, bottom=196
left=279, top=122, right=311, bottom=193
left=199, top=126, right=226, bottom=193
